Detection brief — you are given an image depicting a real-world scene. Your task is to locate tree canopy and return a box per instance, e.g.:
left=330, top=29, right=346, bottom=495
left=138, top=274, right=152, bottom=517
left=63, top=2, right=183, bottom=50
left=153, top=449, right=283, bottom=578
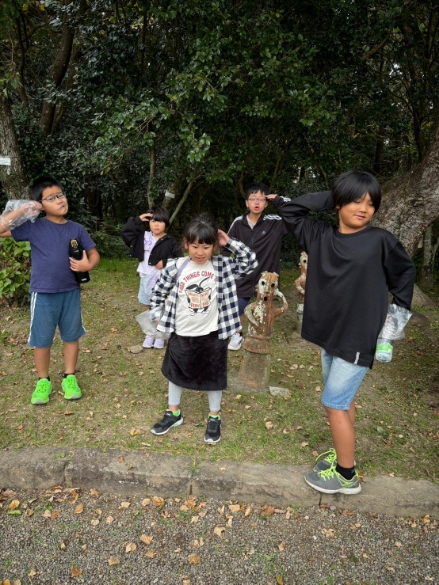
left=1, top=0, right=438, bottom=266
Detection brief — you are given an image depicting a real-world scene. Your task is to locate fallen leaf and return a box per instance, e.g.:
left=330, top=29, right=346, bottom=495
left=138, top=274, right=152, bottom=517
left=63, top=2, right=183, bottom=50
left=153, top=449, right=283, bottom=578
left=140, top=534, right=153, bottom=545
left=117, top=456, right=125, bottom=463
left=74, top=503, right=84, bottom=514
left=130, top=429, right=139, bottom=436
left=152, top=497, right=164, bottom=507
left=60, top=542, right=66, bottom=550
left=91, top=519, right=99, bottom=526
left=64, top=411, right=74, bottom=416
left=8, top=499, right=20, bottom=510
left=276, top=577, right=284, bottom=585
left=321, top=528, right=336, bottom=538
left=51, top=510, right=60, bottom=520
left=145, top=551, right=156, bottom=558
left=106, top=516, right=114, bottom=523
left=213, top=526, right=225, bottom=538
left=188, top=554, right=201, bottom=565
left=28, top=569, right=37, bottom=577
left=395, top=541, right=402, bottom=547
left=43, top=509, right=52, bottom=518
left=265, top=421, right=274, bottom=430
left=300, top=441, right=309, bottom=447
left=108, top=556, right=120, bottom=565
left=126, top=542, right=137, bottom=553
left=228, top=504, right=240, bottom=513
left=71, top=566, right=82, bottom=578
left=1, top=489, right=16, bottom=499
left=191, top=515, right=199, bottom=524
left=119, top=501, right=130, bottom=509
left=142, top=498, right=151, bottom=506
left=245, top=506, right=252, bottom=517
left=278, top=541, right=286, bottom=551
left=260, top=505, right=275, bottom=516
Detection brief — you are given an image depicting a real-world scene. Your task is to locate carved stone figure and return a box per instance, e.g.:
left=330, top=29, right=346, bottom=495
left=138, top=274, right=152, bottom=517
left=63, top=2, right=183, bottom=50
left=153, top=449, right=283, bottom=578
left=238, top=272, right=288, bottom=388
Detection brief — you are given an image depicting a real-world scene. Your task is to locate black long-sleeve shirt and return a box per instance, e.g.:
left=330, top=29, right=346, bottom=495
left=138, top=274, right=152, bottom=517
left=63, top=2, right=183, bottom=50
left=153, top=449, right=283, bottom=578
left=274, top=192, right=416, bottom=368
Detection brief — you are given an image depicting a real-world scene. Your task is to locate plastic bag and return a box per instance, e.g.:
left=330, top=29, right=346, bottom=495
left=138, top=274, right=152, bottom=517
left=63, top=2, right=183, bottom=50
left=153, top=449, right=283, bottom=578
left=135, top=310, right=169, bottom=340
left=378, top=304, right=412, bottom=341
left=0, top=200, right=41, bottom=229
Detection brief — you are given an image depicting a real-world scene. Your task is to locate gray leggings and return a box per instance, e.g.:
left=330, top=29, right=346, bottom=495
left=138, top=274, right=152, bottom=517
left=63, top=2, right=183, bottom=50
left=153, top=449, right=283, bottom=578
left=168, top=381, right=222, bottom=412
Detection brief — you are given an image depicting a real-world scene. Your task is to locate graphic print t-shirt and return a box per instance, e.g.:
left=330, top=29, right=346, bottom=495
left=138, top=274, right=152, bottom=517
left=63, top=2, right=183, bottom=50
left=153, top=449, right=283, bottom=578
left=175, top=258, right=218, bottom=336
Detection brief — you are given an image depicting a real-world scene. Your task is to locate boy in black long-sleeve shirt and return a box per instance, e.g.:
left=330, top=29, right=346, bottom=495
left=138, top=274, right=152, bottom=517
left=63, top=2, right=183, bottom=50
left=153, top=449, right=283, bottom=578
left=268, top=171, right=416, bottom=495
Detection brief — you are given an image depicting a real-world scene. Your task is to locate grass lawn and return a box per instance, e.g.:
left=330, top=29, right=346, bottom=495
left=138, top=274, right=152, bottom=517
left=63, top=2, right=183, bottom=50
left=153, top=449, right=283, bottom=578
left=1, top=258, right=438, bottom=483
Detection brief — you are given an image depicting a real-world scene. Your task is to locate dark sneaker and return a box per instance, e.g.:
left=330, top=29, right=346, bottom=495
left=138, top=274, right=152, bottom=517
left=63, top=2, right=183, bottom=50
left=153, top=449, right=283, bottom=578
left=31, top=378, right=52, bottom=405
left=151, top=410, right=183, bottom=435
left=62, top=375, right=82, bottom=400
left=305, top=467, right=361, bottom=495
left=204, top=416, right=221, bottom=444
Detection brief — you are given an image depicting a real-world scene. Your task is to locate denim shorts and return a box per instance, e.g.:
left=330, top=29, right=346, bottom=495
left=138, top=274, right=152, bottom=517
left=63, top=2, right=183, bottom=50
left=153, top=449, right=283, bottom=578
left=320, top=349, right=368, bottom=411
left=29, top=290, right=86, bottom=347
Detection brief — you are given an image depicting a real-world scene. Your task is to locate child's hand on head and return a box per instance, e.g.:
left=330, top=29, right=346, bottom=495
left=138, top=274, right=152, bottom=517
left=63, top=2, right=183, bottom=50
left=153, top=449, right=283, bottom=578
left=218, top=229, right=229, bottom=247
left=266, top=194, right=277, bottom=201
left=22, top=201, right=43, bottom=215
left=139, top=213, right=153, bottom=222
left=155, top=260, right=164, bottom=270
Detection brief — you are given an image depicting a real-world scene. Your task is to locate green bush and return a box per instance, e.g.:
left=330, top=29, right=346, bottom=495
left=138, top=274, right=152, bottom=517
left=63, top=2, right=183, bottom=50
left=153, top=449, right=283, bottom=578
left=0, top=239, right=31, bottom=305
left=91, top=231, right=129, bottom=259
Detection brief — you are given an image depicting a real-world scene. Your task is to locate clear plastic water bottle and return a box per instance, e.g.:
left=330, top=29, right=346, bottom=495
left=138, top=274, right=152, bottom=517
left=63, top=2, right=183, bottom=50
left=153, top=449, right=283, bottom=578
left=375, top=338, right=393, bottom=362
left=375, top=315, right=398, bottom=362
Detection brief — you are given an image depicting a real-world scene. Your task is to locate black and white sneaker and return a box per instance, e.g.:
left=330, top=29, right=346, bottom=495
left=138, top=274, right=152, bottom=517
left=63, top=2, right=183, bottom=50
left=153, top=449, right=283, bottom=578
left=151, top=410, right=183, bottom=435
left=204, top=416, right=221, bottom=444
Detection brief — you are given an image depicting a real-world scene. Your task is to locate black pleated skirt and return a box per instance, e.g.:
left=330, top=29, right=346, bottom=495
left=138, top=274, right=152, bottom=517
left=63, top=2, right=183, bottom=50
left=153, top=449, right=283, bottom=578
left=161, top=330, right=228, bottom=391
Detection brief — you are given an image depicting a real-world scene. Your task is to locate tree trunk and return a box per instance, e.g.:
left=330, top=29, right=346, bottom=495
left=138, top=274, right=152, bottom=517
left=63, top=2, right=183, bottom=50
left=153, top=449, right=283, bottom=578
left=372, top=124, right=439, bottom=257
left=39, top=24, right=75, bottom=136
left=419, top=224, right=434, bottom=287
left=0, top=94, right=28, bottom=200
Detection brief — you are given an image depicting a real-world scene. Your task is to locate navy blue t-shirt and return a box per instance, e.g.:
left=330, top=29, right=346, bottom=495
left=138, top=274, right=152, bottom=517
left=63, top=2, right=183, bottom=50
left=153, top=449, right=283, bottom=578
left=12, top=218, right=96, bottom=293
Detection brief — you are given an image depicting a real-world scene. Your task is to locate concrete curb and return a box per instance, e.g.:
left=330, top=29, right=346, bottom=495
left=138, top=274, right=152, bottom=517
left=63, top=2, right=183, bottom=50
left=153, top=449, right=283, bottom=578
left=1, top=447, right=438, bottom=517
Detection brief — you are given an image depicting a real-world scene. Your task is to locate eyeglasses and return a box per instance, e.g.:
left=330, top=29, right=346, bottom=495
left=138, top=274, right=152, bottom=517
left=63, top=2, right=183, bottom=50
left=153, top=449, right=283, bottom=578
left=41, top=193, right=66, bottom=203
left=247, top=198, right=266, bottom=203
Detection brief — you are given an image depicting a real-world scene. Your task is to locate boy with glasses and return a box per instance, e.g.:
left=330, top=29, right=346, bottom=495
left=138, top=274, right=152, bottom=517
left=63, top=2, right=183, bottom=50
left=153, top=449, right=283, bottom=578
left=222, top=183, right=289, bottom=350
left=0, top=176, right=100, bottom=405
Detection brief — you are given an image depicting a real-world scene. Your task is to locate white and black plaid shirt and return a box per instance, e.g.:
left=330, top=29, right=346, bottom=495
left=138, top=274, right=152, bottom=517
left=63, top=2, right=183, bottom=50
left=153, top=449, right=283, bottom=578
left=150, top=238, right=257, bottom=340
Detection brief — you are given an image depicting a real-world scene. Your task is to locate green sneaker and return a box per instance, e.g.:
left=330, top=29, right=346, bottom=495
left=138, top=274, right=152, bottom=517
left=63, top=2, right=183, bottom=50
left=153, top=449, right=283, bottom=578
left=31, top=378, right=52, bottom=405
left=62, top=375, right=82, bottom=400
left=305, top=467, right=361, bottom=495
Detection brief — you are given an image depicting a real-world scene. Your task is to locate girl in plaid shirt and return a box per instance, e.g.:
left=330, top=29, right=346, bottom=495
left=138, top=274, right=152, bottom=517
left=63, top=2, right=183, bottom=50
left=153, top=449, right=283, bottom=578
left=150, top=214, right=257, bottom=444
